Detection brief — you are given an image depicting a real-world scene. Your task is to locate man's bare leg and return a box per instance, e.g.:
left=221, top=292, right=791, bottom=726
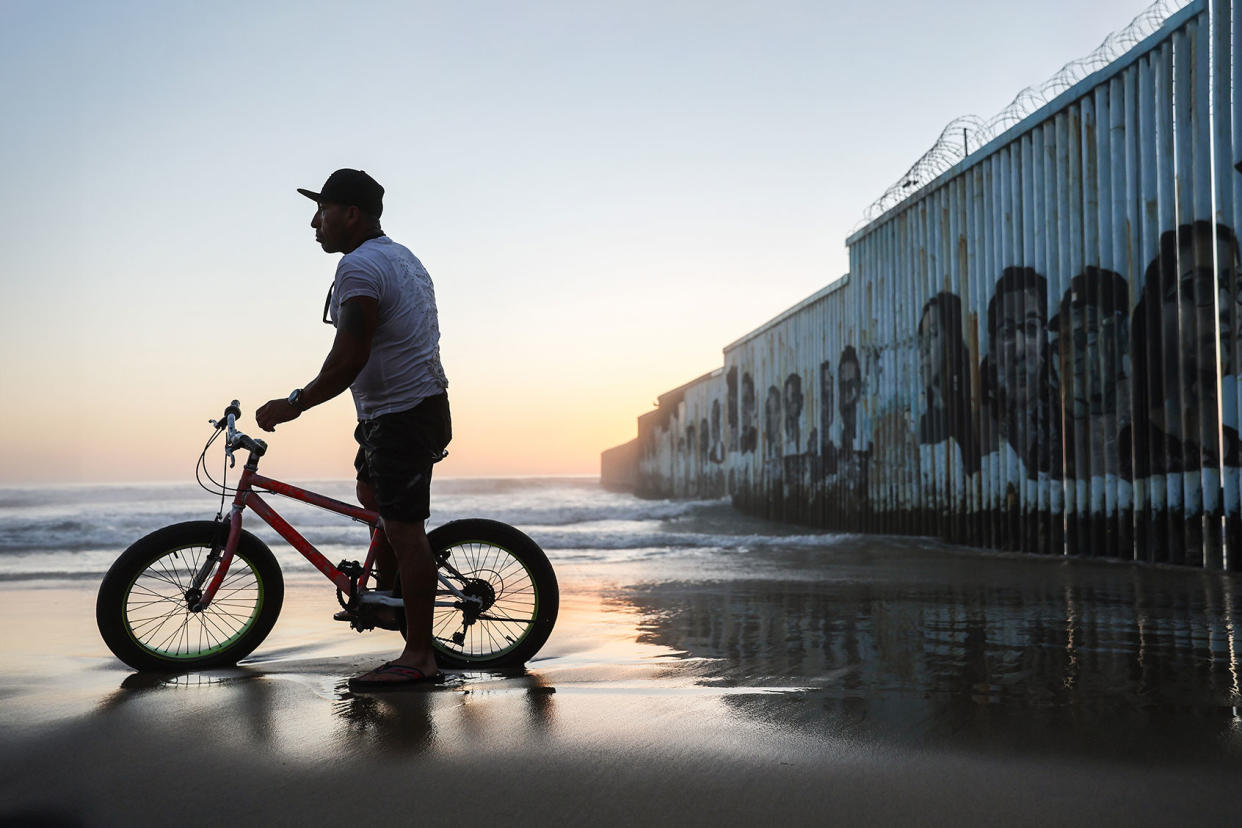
left=378, top=518, right=439, bottom=676
left=357, top=481, right=397, bottom=590
left=353, top=480, right=439, bottom=681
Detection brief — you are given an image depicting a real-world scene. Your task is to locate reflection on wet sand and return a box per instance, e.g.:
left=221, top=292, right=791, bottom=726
left=5, top=548, right=1242, bottom=825
left=94, top=665, right=559, bottom=759
left=619, top=538, right=1242, bottom=760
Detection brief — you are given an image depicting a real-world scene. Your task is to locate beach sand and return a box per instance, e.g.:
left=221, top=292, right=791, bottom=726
left=2, top=537, right=1241, bottom=826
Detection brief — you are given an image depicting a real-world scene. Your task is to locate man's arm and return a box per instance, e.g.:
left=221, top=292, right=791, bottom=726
left=255, top=296, right=379, bottom=431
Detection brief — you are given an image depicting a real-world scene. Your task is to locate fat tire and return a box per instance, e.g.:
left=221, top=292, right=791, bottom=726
left=399, top=519, right=558, bottom=669
left=96, top=521, right=284, bottom=672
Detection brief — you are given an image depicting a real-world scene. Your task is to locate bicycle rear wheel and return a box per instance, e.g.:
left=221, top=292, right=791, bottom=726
left=398, top=519, right=558, bottom=669
left=96, top=521, right=284, bottom=672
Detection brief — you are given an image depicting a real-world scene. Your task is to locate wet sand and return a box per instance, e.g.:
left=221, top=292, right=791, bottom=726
left=2, top=535, right=1242, bottom=826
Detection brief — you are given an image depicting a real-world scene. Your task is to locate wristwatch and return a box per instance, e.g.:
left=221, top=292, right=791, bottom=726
left=287, top=388, right=306, bottom=411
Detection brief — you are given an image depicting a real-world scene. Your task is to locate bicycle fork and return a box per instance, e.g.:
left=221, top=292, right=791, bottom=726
left=186, top=506, right=243, bottom=612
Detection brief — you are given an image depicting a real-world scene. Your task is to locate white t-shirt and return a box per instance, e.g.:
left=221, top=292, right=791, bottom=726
left=330, top=236, right=449, bottom=419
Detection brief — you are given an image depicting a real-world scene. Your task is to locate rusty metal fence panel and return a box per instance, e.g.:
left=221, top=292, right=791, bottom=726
left=622, top=0, right=1242, bottom=570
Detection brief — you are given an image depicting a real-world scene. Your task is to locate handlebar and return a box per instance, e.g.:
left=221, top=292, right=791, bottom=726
left=209, top=400, right=267, bottom=464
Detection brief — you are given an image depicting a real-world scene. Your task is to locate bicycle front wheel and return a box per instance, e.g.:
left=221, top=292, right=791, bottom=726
left=96, top=521, right=284, bottom=672
left=399, top=519, right=558, bottom=669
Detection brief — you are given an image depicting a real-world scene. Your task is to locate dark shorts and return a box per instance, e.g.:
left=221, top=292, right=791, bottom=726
left=354, top=393, right=452, bottom=522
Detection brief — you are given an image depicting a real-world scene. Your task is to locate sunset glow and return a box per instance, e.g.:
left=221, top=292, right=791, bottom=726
left=1, top=0, right=1158, bottom=484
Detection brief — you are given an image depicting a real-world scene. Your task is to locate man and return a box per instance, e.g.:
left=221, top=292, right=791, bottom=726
left=255, top=168, right=451, bottom=690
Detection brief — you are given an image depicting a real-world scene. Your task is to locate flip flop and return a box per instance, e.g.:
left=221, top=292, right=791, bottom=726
left=348, top=661, right=445, bottom=691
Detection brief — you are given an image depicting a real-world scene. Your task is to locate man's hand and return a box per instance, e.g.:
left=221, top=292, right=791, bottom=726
left=256, top=399, right=301, bottom=432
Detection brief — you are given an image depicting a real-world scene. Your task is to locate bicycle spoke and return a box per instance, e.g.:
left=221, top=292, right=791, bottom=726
left=430, top=539, right=544, bottom=661
left=478, top=613, right=534, bottom=624
left=125, top=550, right=261, bottom=658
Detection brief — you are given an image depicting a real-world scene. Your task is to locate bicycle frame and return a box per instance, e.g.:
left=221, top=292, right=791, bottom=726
left=194, top=451, right=465, bottom=612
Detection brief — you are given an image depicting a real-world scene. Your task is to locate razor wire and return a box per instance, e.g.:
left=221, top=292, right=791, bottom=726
left=858, top=0, right=1192, bottom=227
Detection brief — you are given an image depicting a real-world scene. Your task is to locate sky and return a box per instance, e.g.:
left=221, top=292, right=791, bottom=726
left=0, top=0, right=1175, bottom=484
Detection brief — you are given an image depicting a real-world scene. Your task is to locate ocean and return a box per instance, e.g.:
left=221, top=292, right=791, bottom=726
left=0, top=476, right=839, bottom=585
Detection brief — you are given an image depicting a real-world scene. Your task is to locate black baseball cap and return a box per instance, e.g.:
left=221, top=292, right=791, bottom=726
left=298, top=168, right=384, bottom=217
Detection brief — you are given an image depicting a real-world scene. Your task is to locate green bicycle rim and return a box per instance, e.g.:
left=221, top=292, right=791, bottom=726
left=121, top=546, right=265, bottom=662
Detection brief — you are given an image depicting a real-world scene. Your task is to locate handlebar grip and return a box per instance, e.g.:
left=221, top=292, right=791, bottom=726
left=224, top=401, right=242, bottom=422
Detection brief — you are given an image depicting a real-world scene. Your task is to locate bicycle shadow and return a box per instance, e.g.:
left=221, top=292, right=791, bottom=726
left=95, top=664, right=558, bottom=756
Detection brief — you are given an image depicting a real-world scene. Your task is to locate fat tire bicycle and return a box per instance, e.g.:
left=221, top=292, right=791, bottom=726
left=95, top=402, right=559, bottom=673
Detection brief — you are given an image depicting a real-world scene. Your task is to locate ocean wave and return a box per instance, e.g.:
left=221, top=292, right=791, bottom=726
left=431, top=498, right=721, bottom=528
left=0, top=488, right=729, bottom=553
left=526, top=528, right=847, bottom=552
left=0, top=570, right=109, bottom=583
left=0, top=480, right=848, bottom=583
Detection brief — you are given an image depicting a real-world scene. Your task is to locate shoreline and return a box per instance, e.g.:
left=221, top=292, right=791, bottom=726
left=3, top=536, right=1242, bottom=825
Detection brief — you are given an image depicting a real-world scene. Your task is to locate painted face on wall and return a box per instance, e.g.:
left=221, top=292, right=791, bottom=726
left=1217, top=239, right=1242, bottom=377
left=838, top=356, right=861, bottom=448
left=1165, top=235, right=1230, bottom=405
left=839, top=360, right=860, bottom=413
left=764, top=385, right=782, bottom=455
left=996, top=287, right=1046, bottom=407
left=918, top=307, right=946, bottom=398
left=784, top=374, right=803, bottom=446
left=1065, top=303, right=1128, bottom=420
left=1178, top=236, right=1242, bottom=378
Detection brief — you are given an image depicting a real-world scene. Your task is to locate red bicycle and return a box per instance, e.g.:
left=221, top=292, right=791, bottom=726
left=96, top=402, right=559, bottom=672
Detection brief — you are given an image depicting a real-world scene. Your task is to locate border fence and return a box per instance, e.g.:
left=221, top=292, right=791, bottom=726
left=603, top=0, right=1242, bottom=570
